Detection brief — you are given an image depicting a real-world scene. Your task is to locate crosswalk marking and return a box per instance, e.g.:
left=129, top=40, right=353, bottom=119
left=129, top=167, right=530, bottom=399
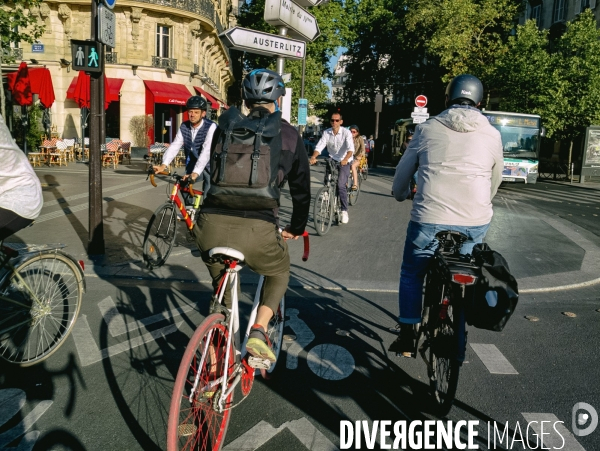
left=521, top=413, right=586, bottom=451
left=470, top=344, right=518, bottom=374
left=500, top=187, right=600, bottom=205
left=41, top=178, right=148, bottom=208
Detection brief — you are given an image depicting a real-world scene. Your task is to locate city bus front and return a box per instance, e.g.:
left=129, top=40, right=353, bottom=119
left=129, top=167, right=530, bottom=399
left=483, top=112, right=542, bottom=184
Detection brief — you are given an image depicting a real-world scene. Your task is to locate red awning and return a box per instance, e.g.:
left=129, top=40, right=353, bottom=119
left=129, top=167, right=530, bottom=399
left=7, top=62, right=32, bottom=106
left=144, top=80, right=191, bottom=105
left=7, top=65, right=56, bottom=108
left=66, top=72, right=121, bottom=110
left=193, top=86, right=219, bottom=110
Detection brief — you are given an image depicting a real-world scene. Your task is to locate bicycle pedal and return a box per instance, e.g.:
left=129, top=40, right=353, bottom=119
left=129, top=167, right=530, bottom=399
left=247, top=356, right=272, bottom=370
left=178, top=423, right=198, bottom=437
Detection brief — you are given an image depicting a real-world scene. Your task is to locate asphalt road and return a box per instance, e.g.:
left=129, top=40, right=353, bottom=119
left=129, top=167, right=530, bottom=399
left=1, top=162, right=599, bottom=451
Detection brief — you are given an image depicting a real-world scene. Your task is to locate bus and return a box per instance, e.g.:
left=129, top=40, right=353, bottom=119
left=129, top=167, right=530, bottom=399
left=482, top=111, right=544, bottom=184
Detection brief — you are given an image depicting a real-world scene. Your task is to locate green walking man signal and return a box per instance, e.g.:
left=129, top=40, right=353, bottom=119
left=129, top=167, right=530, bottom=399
left=70, top=39, right=103, bottom=73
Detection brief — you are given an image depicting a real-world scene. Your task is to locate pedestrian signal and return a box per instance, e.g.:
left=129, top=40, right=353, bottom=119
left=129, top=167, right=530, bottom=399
left=70, top=39, right=103, bottom=73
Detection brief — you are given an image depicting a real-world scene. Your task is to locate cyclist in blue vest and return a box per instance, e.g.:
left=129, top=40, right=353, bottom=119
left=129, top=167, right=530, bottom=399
left=153, top=95, right=217, bottom=186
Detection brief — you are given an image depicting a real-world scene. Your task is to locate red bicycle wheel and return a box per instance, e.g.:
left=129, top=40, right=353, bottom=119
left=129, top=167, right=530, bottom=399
left=167, top=314, right=234, bottom=451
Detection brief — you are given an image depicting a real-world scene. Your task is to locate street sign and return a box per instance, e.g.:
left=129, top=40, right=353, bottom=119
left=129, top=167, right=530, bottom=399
left=219, top=27, right=305, bottom=60
left=264, top=0, right=321, bottom=42
left=293, top=0, right=326, bottom=6
left=415, top=95, right=428, bottom=108
left=102, top=0, right=116, bottom=9
left=411, top=111, right=429, bottom=124
left=31, top=44, right=45, bottom=53
left=298, top=98, right=308, bottom=126
left=71, top=39, right=103, bottom=73
left=374, top=94, right=383, bottom=113
left=282, top=73, right=292, bottom=83
left=98, top=4, right=116, bottom=49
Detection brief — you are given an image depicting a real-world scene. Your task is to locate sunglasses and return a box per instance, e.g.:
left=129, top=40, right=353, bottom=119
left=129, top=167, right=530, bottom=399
left=330, top=119, right=341, bottom=122
left=351, top=130, right=358, bottom=134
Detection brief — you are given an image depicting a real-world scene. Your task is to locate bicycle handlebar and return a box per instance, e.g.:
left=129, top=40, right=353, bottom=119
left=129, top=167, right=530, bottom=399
left=302, top=231, right=310, bottom=262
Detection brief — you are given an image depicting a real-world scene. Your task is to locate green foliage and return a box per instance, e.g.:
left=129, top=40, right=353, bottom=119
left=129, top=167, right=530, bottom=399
left=0, top=0, right=45, bottom=63
left=493, top=10, right=600, bottom=141
left=13, top=103, right=43, bottom=150
left=237, top=0, right=348, bottom=121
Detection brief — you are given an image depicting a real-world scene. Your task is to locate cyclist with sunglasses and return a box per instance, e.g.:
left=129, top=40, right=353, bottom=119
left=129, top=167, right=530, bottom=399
left=309, top=112, right=355, bottom=224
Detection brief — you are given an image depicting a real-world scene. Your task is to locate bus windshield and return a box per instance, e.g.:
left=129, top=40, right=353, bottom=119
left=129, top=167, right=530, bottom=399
left=493, top=125, right=539, bottom=159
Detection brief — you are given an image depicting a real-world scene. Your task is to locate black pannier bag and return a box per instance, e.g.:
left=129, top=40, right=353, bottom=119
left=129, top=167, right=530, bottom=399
left=208, top=106, right=283, bottom=210
left=467, top=243, right=519, bottom=332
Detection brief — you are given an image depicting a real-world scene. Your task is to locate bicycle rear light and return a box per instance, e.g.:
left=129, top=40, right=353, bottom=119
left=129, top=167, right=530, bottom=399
left=451, top=273, right=477, bottom=285
left=78, top=260, right=85, bottom=270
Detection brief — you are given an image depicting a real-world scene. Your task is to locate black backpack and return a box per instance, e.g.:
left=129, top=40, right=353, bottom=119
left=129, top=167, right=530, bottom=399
left=207, top=107, right=283, bottom=210
left=467, top=243, right=519, bottom=332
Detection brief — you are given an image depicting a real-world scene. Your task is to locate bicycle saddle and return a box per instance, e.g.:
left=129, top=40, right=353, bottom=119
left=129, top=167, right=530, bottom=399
left=209, top=247, right=245, bottom=264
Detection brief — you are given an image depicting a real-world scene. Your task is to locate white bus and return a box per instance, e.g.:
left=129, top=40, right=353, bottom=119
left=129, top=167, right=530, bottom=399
left=482, top=111, right=543, bottom=184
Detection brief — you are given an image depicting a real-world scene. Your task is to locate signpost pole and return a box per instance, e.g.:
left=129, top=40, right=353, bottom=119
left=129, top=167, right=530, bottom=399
left=88, top=0, right=105, bottom=255
left=276, top=26, right=288, bottom=75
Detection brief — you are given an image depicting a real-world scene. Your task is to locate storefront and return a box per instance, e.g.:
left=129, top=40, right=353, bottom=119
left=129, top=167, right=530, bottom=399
left=144, top=81, right=193, bottom=144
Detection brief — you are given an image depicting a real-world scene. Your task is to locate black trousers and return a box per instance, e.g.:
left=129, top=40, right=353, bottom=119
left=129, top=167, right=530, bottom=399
left=0, top=207, right=33, bottom=241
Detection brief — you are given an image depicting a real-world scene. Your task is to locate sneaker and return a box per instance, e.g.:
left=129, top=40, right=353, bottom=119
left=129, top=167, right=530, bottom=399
left=245, top=324, right=276, bottom=368
left=388, top=324, right=416, bottom=358
left=340, top=211, right=349, bottom=224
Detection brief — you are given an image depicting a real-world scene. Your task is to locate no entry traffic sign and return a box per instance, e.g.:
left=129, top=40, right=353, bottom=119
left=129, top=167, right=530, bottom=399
left=415, top=95, right=428, bottom=108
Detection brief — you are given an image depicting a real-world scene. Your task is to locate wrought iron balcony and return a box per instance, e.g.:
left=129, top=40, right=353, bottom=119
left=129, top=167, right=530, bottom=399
left=2, top=47, right=23, bottom=61
left=134, top=0, right=216, bottom=24
left=152, top=56, right=177, bottom=70
left=105, top=52, right=118, bottom=64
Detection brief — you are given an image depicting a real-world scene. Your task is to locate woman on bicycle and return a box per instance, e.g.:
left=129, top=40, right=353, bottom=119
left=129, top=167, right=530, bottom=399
left=0, top=114, right=43, bottom=241
left=349, top=125, right=365, bottom=192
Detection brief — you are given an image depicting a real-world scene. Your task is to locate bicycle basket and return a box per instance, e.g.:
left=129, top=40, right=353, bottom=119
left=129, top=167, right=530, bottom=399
left=466, top=243, right=519, bottom=332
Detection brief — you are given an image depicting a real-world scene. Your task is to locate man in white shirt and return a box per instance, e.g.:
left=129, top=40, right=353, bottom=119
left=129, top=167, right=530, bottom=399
left=309, top=112, right=355, bottom=223
left=153, top=96, right=217, bottom=186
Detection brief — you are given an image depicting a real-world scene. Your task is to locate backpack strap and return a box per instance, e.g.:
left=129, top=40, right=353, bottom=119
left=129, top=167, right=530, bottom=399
left=217, top=119, right=239, bottom=183
left=250, top=115, right=268, bottom=186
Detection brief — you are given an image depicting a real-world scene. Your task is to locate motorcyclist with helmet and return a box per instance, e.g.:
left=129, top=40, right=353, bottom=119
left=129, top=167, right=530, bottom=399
left=388, top=74, right=504, bottom=357
left=153, top=95, right=216, bottom=185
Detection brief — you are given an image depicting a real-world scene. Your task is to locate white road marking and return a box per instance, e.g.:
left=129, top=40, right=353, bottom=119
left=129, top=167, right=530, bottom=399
left=222, top=417, right=338, bottom=451
left=42, top=178, right=148, bottom=208
left=470, top=344, right=518, bottom=374
left=307, top=344, right=355, bottom=380
left=521, top=413, right=586, bottom=451
left=97, top=295, right=199, bottom=337
left=284, top=308, right=315, bottom=370
left=0, top=388, right=52, bottom=450
left=70, top=314, right=181, bottom=366
left=35, top=184, right=160, bottom=223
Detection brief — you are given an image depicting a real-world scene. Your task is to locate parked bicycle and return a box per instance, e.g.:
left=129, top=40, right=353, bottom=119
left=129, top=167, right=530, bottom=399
left=313, top=159, right=356, bottom=236
left=142, top=168, right=203, bottom=269
left=409, top=231, right=480, bottom=415
left=167, top=232, right=310, bottom=450
left=0, top=241, right=85, bottom=366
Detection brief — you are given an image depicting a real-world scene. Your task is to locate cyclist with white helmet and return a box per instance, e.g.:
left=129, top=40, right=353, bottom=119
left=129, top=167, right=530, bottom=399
left=153, top=95, right=216, bottom=184
left=389, top=74, right=503, bottom=357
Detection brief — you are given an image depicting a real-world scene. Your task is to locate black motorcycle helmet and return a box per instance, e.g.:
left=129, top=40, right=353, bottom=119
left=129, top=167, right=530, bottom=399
left=445, top=74, right=483, bottom=107
left=242, top=69, right=286, bottom=104
left=186, top=95, right=208, bottom=110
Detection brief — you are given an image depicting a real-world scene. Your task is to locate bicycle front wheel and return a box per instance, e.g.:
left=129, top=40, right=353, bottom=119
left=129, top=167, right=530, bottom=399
left=167, top=313, right=234, bottom=451
left=313, top=186, right=333, bottom=236
left=0, top=252, right=84, bottom=366
left=428, top=303, right=460, bottom=416
left=348, top=173, right=360, bottom=206
left=143, top=203, right=178, bottom=268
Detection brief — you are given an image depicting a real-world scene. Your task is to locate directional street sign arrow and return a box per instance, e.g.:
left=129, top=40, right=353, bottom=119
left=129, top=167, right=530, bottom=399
left=219, top=27, right=305, bottom=59
left=293, top=0, right=325, bottom=6
left=264, top=0, right=321, bottom=42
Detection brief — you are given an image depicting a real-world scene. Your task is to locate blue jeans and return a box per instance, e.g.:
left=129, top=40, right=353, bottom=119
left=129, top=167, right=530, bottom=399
left=398, top=221, right=490, bottom=324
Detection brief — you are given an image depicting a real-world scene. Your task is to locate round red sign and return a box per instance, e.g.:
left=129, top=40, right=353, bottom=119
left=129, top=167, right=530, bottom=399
left=415, top=95, right=428, bottom=108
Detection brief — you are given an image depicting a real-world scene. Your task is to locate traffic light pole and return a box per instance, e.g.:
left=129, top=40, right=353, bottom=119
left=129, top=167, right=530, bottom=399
left=88, top=0, right=105, bottom=255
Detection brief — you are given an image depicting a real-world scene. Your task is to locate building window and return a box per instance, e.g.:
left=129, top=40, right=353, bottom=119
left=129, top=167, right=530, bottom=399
left=581, top=0, right=591, bottom=9
left=531, top=4, right=542, bottom=27
left=553, top=0, right=566, bottom=22
left=156, top=25, right=171, bottom=58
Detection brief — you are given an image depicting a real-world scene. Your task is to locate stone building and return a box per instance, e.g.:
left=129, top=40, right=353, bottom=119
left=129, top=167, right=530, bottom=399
left=3, top=0, right=236, bottom=145
left=520, top=0, right=600, bottom=32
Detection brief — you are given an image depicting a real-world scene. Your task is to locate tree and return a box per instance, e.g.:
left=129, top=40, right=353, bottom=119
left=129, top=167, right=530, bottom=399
left=493, top=20, right=567, bottom=138
left=237, top=0, right=349, bottom=121
left=0, top=0, right=45, bottom=118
